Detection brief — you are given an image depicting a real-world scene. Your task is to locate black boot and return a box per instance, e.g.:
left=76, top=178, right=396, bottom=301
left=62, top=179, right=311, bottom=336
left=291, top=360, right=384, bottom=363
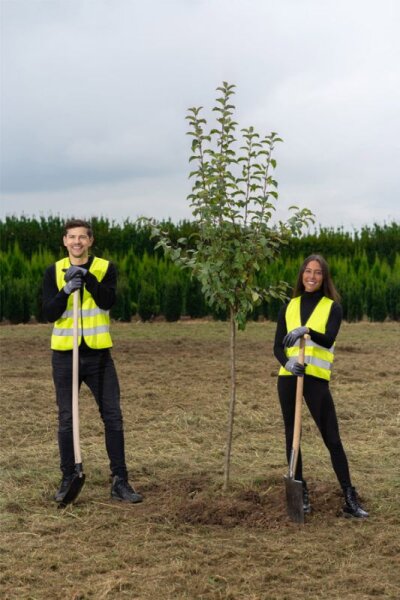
left=111, top=476, right=143, bottom=504
left=342, top=486, right=369, bottom=518
left=302, top=480, right=311, bottom=514
left=54, top=474, right=75, bottom=502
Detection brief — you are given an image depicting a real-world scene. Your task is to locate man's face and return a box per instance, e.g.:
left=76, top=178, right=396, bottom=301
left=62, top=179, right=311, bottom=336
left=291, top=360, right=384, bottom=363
left=63, top=227, right=93, bottom=262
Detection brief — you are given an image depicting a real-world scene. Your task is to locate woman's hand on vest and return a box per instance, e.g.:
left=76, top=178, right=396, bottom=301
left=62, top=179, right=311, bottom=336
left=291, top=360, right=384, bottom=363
left=285, top=359, right=306, bottom=377
left=64, top=265, right=88, bottom=281
left=283, top=326, right=309, bottom=348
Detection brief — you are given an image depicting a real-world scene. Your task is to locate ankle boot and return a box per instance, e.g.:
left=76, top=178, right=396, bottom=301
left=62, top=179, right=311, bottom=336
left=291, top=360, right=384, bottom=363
left=302, top=480, right=311, bottom=514
left=111, top=476, right=143, bottom=504
left=54, top=474, right=75, bottom=502
left=342, top=486, right=369, bottom=518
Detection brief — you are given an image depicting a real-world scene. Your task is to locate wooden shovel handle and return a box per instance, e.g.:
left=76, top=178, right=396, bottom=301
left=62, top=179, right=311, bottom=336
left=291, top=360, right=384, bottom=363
left=289, top=334, right=308, bottom=477
left=72, top=290, right=82, bottom=464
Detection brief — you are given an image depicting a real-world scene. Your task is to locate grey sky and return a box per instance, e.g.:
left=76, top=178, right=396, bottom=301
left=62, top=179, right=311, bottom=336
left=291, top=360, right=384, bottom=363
left=1, top=0, right=399, bottom=229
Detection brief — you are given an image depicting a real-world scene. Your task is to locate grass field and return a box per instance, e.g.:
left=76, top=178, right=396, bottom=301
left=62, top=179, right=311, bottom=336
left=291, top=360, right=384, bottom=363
left=1, top=320, right=399, bottom=600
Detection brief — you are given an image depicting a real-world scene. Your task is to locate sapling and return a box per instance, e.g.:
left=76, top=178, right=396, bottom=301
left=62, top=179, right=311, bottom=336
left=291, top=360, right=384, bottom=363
left=148, top=82, right=314, bottom=489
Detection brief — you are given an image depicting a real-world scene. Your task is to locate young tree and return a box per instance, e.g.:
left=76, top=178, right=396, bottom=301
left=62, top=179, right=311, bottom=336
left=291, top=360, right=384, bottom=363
left=148, top=82, right=314, bottom=489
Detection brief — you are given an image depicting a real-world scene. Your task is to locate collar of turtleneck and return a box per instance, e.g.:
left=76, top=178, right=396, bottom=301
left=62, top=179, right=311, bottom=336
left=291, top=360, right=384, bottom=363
left=300, top=289, right=324, bottom=323
left=303, top=289, right=323, bottom=298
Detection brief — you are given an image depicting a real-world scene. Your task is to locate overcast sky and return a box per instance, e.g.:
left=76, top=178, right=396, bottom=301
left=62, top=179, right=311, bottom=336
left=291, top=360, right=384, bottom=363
left=1, top=0, right=399, bottom=230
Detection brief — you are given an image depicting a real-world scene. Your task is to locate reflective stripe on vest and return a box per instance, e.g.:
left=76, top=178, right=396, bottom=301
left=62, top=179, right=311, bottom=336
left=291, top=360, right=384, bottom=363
left=279, top=295, right=335, bottom=381
left=51, top=257, right=113, bottom=350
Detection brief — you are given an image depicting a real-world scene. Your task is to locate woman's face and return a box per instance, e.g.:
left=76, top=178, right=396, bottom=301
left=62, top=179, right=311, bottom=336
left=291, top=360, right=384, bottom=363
left=302, top=259, right=323, bottom=293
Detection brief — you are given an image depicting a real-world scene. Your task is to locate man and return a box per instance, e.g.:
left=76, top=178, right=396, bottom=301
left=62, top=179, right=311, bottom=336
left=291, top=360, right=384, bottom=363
left=42, top=218, right=142, bottom=504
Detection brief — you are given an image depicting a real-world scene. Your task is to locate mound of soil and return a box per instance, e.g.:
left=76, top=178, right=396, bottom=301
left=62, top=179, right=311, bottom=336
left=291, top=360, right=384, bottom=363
left=139, top=475, right=343, bottom=528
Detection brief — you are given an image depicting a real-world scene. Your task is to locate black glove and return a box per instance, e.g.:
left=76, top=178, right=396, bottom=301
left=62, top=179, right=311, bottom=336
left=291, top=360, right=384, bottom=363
left=283, top=326, right=308, bottom=348
left=64, top=265, right=88, bottom=282
left=63, top=273, right=84, bottom=295
left=284, top=359, right=306, bottom=377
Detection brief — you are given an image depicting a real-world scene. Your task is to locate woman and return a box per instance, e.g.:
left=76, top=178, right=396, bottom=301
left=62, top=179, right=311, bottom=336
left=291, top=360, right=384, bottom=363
left=273, top=254, right=368, bottom=518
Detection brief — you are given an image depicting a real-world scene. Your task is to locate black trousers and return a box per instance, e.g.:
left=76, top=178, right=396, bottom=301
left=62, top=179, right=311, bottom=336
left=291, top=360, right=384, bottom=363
left=277, top=375, right=351, bottom=489
left=52, top=348, right=127, bottom=479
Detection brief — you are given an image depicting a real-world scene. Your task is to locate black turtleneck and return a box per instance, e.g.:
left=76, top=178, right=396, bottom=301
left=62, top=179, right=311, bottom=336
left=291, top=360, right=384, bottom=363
left=273, top=290, right=342, bottom=369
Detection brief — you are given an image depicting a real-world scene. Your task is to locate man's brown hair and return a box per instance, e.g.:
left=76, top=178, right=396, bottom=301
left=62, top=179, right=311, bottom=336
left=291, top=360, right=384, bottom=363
left=63, top=219, right=93, bottom=238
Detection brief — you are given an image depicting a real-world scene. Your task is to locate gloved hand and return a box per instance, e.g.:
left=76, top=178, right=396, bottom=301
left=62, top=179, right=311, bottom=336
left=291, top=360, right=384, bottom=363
left=283, top=326, right=309, bottom=348
left=64, top=265, right=88, bottom=282
left=284, top=359, right=306, bottom=377
left=63, top=273, right=84, bottom=295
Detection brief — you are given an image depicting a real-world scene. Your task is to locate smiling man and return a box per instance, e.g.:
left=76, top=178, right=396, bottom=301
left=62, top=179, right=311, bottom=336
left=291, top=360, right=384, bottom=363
left=42, top=218, right=143, bottom=505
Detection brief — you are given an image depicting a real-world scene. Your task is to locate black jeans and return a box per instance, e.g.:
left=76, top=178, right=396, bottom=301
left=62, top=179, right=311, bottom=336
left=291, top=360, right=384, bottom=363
left=277, top=375, right=351, bottom=489
left=52, top=349, right=127, bottom=479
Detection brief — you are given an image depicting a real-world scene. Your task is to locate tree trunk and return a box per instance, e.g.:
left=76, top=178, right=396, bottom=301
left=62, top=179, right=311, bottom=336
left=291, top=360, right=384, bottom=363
left=223, top=306, right=237, bottom=491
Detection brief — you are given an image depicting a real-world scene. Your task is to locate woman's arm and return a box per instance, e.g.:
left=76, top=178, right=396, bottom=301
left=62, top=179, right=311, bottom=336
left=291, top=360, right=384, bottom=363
left=309, top=302, right=342, bottom=348
left=273, top=304, right=289, bottom=367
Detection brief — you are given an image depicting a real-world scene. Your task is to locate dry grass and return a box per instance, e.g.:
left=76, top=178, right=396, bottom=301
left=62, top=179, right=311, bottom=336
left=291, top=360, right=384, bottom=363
left=0, top=320, right=399, bottom=599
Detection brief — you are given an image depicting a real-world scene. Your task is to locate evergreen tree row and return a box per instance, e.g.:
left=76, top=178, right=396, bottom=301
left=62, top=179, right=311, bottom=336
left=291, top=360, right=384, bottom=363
left=1, top=243, right=399, bottom=324
left=1, top=216, right=399, bottom=266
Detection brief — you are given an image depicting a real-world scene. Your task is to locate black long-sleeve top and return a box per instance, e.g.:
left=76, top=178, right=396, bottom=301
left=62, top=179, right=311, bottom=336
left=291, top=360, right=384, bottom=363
left=273, top=290, right=342, bottom=368
left=42, top=256, right=117, bottom=352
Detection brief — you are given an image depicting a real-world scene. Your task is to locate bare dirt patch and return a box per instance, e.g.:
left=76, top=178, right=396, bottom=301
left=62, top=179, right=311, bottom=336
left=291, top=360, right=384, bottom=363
left=136, top=474, right=346, bottom=530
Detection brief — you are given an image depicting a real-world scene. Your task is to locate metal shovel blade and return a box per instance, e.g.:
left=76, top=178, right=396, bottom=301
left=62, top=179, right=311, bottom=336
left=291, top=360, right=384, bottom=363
left=284, top=475, right=304, bottom=524
left=57, top=468, right=86, bottom=508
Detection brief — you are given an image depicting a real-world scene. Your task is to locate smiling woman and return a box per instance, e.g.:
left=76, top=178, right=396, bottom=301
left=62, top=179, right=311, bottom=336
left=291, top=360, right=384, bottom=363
left=295, top=254, right=341, bottom=303
left=302, top=261, right=323, bottom=293
left=273, top=254, right=369, bottom=519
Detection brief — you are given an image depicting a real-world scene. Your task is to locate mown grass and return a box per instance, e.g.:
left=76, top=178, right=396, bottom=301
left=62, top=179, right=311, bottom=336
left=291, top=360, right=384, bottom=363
left=0, top=320, right=399, bottom=599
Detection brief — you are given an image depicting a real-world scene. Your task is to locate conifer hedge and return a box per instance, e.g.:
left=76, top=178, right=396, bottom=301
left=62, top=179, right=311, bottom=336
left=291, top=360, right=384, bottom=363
left=0, top=217, right=399, bottom=323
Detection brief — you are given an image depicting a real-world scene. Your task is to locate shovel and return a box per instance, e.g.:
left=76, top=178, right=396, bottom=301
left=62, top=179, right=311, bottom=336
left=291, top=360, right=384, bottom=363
left=58, top=289, right=85, bottom=507
left=284, top=334, right=307, bottom=523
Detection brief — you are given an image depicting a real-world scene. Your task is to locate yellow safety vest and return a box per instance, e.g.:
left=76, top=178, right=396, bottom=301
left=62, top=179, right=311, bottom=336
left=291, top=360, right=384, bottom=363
left=279, top=295, right=335, bottom=381
left=51, top=257, right=113, bottom=351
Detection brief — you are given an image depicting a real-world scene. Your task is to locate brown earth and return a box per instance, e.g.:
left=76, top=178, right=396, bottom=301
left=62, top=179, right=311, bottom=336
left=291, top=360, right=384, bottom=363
left=0, top=320, right=399, bottom=599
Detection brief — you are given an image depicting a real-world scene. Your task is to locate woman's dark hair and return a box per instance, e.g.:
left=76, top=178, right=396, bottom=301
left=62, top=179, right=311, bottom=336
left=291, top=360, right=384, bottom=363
left=63, top=219, right=93, bottom=238
left=292, top=254, right=341, bottom=302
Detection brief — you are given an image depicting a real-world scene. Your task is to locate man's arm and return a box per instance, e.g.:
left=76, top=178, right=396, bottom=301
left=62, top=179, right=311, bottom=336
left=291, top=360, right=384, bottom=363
left=42, top=265, right=69, bottom=323
left=84, top=261, right=117, bottom=310
left=42, top=261, right=118, bottom=322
